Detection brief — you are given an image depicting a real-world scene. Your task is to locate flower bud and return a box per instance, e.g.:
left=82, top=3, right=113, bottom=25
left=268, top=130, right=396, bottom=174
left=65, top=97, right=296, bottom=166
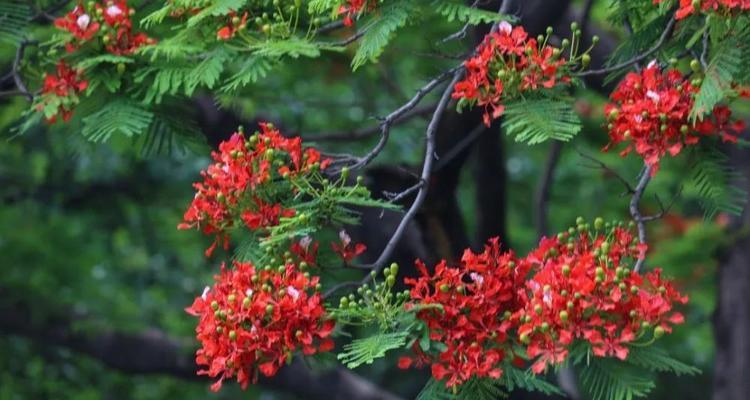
left=654, top=326, right=665, bottom=338
left=559, top=310, right=569, bottom=322
left=690, top=59, right=701, bottom=73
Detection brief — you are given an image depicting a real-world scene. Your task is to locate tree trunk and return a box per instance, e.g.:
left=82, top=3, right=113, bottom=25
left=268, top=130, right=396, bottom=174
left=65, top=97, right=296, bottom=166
left=712, top=146, right=750, bottom=400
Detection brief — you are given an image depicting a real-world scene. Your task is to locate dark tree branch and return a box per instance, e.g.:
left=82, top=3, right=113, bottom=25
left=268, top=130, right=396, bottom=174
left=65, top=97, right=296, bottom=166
left=630, top=164, right=652, bottom=272
left=576, top=150, right=635, bottom=194
left=576, top=16, right=676, bottom=77
left=3, top=39, right=37, bottom=102
left=305, top=103, right=436, bottom=142
left=360, top=71, right=465, bottom=281
left=0, top=299, right=403, bottom=400
left=536, top=141, right=563, bottom=237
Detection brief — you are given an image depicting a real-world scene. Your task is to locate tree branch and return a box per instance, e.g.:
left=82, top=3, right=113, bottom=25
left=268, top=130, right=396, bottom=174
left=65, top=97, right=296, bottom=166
left=576, top=15, right=676, bottom=77
left=0, top=299, right=403, bottom=400
left=630, top=164, right=652, bottom=272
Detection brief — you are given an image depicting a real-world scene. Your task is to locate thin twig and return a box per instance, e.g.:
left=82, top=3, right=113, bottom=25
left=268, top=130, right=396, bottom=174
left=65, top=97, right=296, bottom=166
left=306, top=103, right=436, bottom=142
left=347, top=65, right=463, bottom=171
left=9, top=39, right=38, bottom=102
left=577, top=150, right=635, bottom=194
left=383, top=180, right=425, bottom=203
left=576, top=16, right=676, bottom=77
left=536, top=141, right=563, bottom=236
left=433, top=123, right=485, bottom=171
left=359, top=71, right=465, bottom=282
left=630, top=164, right=652, bottom=272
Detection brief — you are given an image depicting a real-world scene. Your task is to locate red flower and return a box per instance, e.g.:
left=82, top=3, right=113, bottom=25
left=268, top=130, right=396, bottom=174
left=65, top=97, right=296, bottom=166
left=452, top=22, right=572, bottom=126
left=331, top=230, right=366, bottom=263
left=179, top=123, right=331, bottom=256
left=54, top=4, right=100, bottom=43
left=402, top=238, right=530, bottom=387
left=186, top=261, right=335, bottom=391
left=654, top=0, right=750, bottom=19
left=338, top=0, right=368, bottom=26
left=55, top=1, right=154, bottom=54
left=217, top=11, right=248, bottom=40
left=604, top=63, right=741, bottom=175
left=518, top=224, right=686, bottom=373
left=35, top=60, right=89, bottom=123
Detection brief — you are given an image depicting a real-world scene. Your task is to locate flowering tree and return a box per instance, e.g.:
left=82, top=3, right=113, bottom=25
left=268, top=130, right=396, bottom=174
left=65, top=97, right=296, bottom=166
left=2, top=0, right=750, bottom=399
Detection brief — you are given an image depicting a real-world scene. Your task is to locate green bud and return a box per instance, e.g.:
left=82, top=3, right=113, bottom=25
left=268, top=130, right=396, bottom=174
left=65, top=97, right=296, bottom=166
left=690, top=59, right=702, bottom=73
left=654, top=326, right=665, bottom=339
left=559, top=310, right=569, bottom=322
left=229, top=330, right=237, bottom=340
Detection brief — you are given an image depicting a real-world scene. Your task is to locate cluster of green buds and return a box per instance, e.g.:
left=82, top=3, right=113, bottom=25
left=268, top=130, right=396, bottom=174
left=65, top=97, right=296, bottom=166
left=334, top=263, right=410, bottom=330
left=557, top=22, right=599, bottom=70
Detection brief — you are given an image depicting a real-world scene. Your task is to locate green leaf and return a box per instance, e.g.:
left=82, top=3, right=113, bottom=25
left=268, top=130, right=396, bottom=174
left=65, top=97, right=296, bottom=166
left=76, top=55, right=134, bottom=70
left=626, top=347, right=701, bottom=376
left=500, top=366, right=563, bottom=396
left=186, top=0, right=248, bottom=27
left=249, top=38, right=322, bottom=59
left=221, top=56, right=276, bottom=92
left=433, top=0, right=510, bottom=25
left=690, top=40, right=742, bottom=121
left=0, top=1, right=31, bottom=45
left=81, top=100, right=154, bottom=142
left=501, top=99, right=582, bottom=144
left=579, top=357, right=656, bottom=400
left=688, top=147, right=747, bottom=219
left=351, top=1, right=417, bottom=70
left=337, top=331, right=409, bottom=369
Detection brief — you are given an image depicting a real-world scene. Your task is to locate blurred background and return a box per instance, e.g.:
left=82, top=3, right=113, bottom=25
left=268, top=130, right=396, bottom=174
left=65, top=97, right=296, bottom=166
left=1, top=0, right=748, bottom=399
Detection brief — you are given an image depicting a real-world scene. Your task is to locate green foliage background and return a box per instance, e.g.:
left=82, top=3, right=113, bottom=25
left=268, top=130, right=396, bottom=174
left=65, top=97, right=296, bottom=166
left=0, top=0, right=745, bottom=398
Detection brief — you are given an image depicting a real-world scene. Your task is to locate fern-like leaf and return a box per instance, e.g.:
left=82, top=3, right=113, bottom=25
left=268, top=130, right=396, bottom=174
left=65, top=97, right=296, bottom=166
left=501, top=366, right=563, bottom=396
left=337, top=331, right=409, bottom=369
left=0, top=1, right=31, bottom=44
left=689, top=148, right=747, bottom=218
left=249, top=38, right=322, bottom=59
left=221, top=56, right=276, bottom=92
left=627, top=347, right=701, bottom=376
left=82, top=100, right=153, bottom=142
left=501, top=99, right=582, bottom=144
left=579, top=357, right=656, bottom=400
left=691, top=40, right=743, bottom=120
left=351, top=1, right=417, bottom=70
left=433, top=0, right=510, bottom=25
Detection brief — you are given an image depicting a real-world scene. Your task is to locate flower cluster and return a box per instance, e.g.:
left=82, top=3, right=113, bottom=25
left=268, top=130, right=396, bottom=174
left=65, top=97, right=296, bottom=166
left=35, top=61, right=89, bottom=123
left=400, top=238, right=531, bottom=387
left=518, top=220, right=685, bottom=373
left=338, top=0, right=372, bottom=26
left=604, top=63, right=744, bottom=174
left=655, top=0, right=750, bottom=19
left=54, top=1, right=154, bottom=55
left=178, top=123, right=330, bottom=256
left=186, top=260, right=334, bottom=391
left=452, top=22, right=575, bottom=126
left=401, top=218, right=688, bottom=388
left=217, top=11, right=248, bottom=40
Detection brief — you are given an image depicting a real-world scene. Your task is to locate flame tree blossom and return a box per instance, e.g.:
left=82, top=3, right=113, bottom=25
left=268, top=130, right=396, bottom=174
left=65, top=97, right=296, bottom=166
left=54, top=0, right=154, bottom=54
left=604, top=63, right=744, bottom=175
left=452, top=22, right=577, bottom=126
left=35, top=61, right=89, bottom=123
left=518, top=222, right=686, bottom=373
left=400, top=219, right=687, bottom=388
left=186, top=260, right=334, bottom=391
left=654, top=0, right=750, bottom=19
left=400, top=238, right=531, bottom=388
left=178, top=123, right=330, bottom=257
